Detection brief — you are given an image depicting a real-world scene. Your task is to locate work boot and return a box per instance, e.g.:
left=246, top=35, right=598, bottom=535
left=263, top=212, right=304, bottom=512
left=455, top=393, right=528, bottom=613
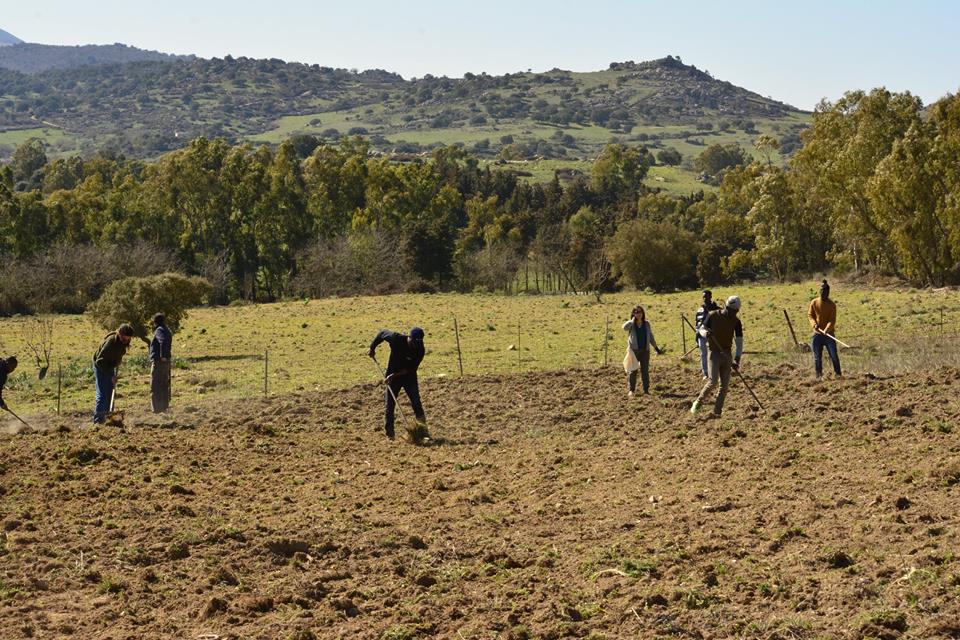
left=690, top=400, right=700, bottom=415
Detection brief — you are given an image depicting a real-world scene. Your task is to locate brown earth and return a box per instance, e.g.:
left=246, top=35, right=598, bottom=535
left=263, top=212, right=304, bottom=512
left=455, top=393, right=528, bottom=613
left=2, top=363, right=960, bottom=639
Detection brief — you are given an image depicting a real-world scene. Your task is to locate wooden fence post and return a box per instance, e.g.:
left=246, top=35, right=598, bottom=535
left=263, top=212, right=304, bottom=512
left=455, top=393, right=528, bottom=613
left=264, top=349, right=269, bottom=397
left=454, top=316, right=464, bottom=378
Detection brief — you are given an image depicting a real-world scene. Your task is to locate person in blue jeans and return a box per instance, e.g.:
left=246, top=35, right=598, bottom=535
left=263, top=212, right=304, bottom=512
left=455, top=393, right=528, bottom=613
left=368, top=327, right=427, bottom=440
left=808, top=280, right=841, bottom=378
left=695, top=290, right=719, bottom=379
left=92, top=324, right=134, bottom=423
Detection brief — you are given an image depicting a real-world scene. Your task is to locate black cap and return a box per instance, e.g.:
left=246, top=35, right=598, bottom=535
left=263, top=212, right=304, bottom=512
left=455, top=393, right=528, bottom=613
left=703, top=290, right=712, bottom=296
left=410, top=327, right=424, bottom=341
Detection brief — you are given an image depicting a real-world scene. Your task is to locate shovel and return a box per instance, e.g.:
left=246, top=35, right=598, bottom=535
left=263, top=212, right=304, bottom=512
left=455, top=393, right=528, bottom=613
left=816, top=328, right=851, bottom=349
left=4, top=405, right=31, bottom=429
left=371, top=356, right=413, bottom=435
left=705, top=332, right=765, bottom=412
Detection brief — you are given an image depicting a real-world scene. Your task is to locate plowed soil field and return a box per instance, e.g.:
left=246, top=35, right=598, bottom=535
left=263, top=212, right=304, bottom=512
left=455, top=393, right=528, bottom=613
left=2, top=364, right=960, bottom=639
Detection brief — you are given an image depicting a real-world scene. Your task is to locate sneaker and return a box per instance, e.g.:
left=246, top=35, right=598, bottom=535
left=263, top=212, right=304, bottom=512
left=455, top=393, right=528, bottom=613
left=627, top=390, right=635, bottom=397
left=689, top=400, right=700, bottom=414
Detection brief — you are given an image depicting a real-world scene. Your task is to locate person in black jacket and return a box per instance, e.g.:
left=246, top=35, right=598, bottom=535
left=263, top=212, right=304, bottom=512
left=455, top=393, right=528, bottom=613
left=149, top=313, right=173, bottom=413
left=0, top=356, right=18, bottom=412
left=368, top=327, right=426, bottom=440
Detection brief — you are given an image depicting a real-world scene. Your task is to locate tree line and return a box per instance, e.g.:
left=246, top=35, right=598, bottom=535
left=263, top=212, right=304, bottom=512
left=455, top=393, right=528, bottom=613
left=1, top=87, right=959, bottom=316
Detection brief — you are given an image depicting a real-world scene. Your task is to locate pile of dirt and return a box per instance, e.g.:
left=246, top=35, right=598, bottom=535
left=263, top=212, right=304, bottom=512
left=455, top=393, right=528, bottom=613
left=2, top=364, right=959, bottom=639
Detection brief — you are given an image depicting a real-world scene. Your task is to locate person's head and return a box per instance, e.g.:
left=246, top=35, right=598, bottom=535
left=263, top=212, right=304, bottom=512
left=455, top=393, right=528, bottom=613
left=408, top=326, right=425, bottom=347
left=4, top=356, right=17, bottom=372
left=151, top=313, right=166, bottom=328
left=632, top=305, right=645, bottom=322
left=702, top=290, right=713, bottom=305
left=819, top=280, right=831, bottom=300
left=725, top=295, right=742, bottom=316
left=117, top=323, right=135, bottom=345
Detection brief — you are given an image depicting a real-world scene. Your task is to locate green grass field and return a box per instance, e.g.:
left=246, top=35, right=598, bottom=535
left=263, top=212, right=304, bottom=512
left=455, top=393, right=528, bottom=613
left=1, top=282, right=957, bottom=419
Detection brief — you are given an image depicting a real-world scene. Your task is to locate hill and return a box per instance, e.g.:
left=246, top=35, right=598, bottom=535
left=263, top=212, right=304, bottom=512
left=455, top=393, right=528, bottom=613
left=0, top=42, right=185, bottom=73
left=2, top=363, right=958, bottom=638
left=0, top=53, right=809, bottom=188
left=0, top=28, right=23, bottom=46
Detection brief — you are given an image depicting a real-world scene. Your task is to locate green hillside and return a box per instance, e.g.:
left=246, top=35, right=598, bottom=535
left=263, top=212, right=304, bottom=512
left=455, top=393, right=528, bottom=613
left=0, top=51, right=809, bottom=193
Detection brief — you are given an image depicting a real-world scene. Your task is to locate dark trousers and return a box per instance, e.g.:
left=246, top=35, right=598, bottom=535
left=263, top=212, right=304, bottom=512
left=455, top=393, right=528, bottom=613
left=812, top=333, right=841, bottom=377
left=384, top=375, right=425, bottom=437
left=151, top=359, right=171, bottom=412
left=93, top=366, right=114, bottom=424
left=628, top=348, right=650, bottom=393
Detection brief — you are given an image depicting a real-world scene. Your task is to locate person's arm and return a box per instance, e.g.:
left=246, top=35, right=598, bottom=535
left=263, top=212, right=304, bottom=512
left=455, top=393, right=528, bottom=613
left=647, top=322, right=662, bottom=354
left=734, top=319, right=744, bottom=364
left=163, top=328, right=172, bottom=360
left=823, top=303, right=836, bottom=334
left=622, top=320, right=633, bottom=332
left=94, top=336, right=117, bottom=374
left=808, top=300, right=819, bottom=331
left=0, top=369, right=6, bottom=409
left=368, top=329, right=394, bottom=357
left=698, top=313, right=712, bottom=338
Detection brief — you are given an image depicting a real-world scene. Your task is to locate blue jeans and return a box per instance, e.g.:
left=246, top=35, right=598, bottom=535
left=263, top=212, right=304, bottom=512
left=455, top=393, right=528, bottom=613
left=384, top=375, right=425, bottom=437
left=812, top=333, right=841, bottom=377
left=697, top=335, right=709, bottom=377
left=93, top=366, right=114, bottom=423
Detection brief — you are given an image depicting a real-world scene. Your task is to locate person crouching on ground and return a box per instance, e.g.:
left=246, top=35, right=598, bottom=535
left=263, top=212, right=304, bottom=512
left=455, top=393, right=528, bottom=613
left=690, top=296, right=743, bottom=418
left=808, top=280, right=841, bottom=378
left=150, top=313, right=172, bottom=412
left=93, top=324, right=134, bottom=424
left=368, top=327, right=427, bottom=441
left=622, top=305, right=663, bottom=397
left=0, top=355, right=18, bottom=413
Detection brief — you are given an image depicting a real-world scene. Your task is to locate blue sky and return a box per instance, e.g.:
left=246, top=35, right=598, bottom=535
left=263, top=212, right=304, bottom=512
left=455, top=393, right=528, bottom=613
left=4, top=0, right=958, bottom=110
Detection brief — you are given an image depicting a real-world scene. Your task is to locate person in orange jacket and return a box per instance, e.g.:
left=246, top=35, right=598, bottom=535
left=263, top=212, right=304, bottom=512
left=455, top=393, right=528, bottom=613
left=808, top=280, right=841, bottom=378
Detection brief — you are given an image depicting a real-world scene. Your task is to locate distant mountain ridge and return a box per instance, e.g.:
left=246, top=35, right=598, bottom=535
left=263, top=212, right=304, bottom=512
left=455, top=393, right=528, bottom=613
left=0, top=49, right=808, bottom=167
left=0, top=42, right=187, bottom=73
left=0, top=28, right=23, bottom=46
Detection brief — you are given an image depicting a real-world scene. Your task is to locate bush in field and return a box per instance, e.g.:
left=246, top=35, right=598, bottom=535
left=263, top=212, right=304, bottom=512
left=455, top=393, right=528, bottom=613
left=694, top=143, right=748, bottom=177
left=87, top=272, right=211, bottom=343
left=606, top=219, right=698, bottom=291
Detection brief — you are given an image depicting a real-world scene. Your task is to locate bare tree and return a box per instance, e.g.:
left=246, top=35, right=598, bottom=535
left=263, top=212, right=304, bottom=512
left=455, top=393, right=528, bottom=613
left=22, top=316, right=54, bottom=379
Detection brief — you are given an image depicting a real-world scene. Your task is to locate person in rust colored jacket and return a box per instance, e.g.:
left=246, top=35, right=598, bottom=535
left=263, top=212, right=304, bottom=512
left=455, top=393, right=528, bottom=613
left=808, top=280, right=841, bottom=378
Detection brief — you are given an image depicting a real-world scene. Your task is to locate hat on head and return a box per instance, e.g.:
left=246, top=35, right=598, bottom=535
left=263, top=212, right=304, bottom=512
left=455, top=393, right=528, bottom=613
left=410, top=327, right=425, bottom=341
left=702, top=290, right=712, bottom=296
left=725, top=295, right=742, bottom=310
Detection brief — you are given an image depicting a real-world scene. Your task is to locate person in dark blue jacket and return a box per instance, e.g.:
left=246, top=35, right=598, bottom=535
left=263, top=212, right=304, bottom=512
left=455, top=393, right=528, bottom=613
left=368, top=327, right=426, bottom=440
left=149, top=313, right=172, bottom=412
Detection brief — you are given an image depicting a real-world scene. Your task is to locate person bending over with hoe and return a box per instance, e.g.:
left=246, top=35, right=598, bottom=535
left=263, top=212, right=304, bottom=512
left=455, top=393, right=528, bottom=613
left=622, top=305, right=663, bottom=396
left=690, top=296, right=743, bottom=419
left=93, top=324, right=134, bottom=424
left=368, top=327, right=428, bottom=442
left=808, top=280, right=841, bottom=379
left=0, top=355, right=18, bottom=412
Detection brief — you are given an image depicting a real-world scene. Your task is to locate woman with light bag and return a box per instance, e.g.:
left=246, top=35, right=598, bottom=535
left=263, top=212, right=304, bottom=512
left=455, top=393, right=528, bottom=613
left=622, top=305, right=663, bottom=396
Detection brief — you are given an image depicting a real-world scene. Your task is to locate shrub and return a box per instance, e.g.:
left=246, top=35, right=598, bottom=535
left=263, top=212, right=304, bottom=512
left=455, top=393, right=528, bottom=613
left=606, top=219, right=698, bottom=291
left=87, top=272, right=211, bottom=343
